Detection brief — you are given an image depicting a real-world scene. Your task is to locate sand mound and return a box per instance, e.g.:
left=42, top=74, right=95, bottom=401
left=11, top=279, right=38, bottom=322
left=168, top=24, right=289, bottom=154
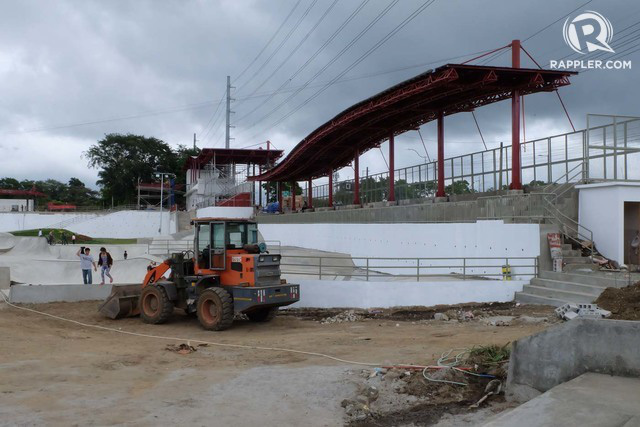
left=595, top=282, right=640, bottom=320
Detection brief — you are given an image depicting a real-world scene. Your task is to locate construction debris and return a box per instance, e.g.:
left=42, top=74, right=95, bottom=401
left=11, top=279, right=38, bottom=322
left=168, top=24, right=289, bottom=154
left=555, top=303, right=611, bottom=321
left=166, top=343, right=197, bottom=354
left=320, top=309, right=362, bottom=324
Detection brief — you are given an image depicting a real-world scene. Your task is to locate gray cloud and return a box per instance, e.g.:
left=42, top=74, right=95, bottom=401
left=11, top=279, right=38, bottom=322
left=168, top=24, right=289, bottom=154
left=1, top=0, right=638, bottom=188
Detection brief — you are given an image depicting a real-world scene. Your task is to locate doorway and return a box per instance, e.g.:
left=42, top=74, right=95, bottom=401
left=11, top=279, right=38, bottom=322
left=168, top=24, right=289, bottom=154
left=623, top=202, right=640, bottom=266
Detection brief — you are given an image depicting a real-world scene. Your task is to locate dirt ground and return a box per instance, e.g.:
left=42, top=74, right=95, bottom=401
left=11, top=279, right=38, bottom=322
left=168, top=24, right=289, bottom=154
left=595, top=282, right=640, bottom=320
left=0, top=300, right=556, bottom=426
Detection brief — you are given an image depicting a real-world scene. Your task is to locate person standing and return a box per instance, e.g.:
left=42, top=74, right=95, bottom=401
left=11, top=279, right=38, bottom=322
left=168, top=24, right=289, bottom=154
left=97, top=247, right=114, bottom=285
left=61, top=233, right=68, bottom=245
left=71, top=234, right=76, bottom=244
left=123, top=250, right=128, bottom=260
left=47, top=231, right=54, bottom=245
left=38, top=229, right=43, bottom=238
left=77, top=247, right=97, bottom=284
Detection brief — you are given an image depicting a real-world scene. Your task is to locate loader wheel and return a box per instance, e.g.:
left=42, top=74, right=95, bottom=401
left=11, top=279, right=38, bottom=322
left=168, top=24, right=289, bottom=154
left=197, top=288, right=234, bottom=331
left=140, top=285, right=174, bottom=324
left=246, top=307, right=278, bottom=322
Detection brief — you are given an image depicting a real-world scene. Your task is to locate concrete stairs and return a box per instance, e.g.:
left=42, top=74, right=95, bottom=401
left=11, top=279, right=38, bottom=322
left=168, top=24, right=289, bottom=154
left=516, top=268, right=637, bottom=306
left=516, top=242, right=635, bottom=306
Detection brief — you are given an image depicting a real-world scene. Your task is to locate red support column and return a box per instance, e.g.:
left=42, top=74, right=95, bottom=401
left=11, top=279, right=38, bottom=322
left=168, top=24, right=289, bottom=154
left=510, top=39, right=522, bottom=190
left=353, top=150, right=360, bottom=205
left=291, top=181, right=296, bottom=211
left=436, top=111, right=446, bottom=197
left=328, top=169, right=333, bottom=208
left=388, top=132, right=395, bottom=202
left=277, top=182, right=283, bottom=213
left=307, top=178, right=313, bottom=209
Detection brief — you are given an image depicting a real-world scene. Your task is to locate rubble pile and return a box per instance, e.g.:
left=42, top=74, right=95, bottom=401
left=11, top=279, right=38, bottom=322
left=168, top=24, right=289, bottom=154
left=320, top=309, right=362, bottom=324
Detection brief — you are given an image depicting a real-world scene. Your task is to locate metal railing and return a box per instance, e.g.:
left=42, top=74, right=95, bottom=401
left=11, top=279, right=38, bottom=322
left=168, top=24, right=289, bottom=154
left=305, top=115, right=640, bottom=206
left=280, top=255, right=538, bottom=281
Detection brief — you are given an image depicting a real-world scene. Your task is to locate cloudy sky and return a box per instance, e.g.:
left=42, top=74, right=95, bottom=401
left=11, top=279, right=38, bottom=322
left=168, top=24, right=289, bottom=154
left=1, top=0, right=638, bottom=188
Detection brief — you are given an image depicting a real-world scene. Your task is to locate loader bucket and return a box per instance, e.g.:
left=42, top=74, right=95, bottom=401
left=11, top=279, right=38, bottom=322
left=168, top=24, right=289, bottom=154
left=98, top=284, right=142, bottom=319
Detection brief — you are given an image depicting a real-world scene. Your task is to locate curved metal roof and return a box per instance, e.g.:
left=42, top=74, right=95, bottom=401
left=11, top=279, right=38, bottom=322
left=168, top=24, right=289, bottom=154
left=249, top=64, right=576, bottom=182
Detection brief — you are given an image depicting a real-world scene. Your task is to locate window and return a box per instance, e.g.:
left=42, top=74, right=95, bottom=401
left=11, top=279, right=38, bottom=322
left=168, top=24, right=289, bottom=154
left=227, top=222, right=245, bottom=248
left=248, top=223, right=258, bottom=244
left=197, top=223, right=211, bottom=252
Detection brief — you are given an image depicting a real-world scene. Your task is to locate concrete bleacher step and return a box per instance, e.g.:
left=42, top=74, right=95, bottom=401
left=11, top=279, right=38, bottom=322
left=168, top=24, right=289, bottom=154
left=562, top=256, right=592, bottom=264
left=539, top=270, right=634, bottom=288
left=529, top=278, right=606, bottom=296
left=519, top=284, right=596, bottom=304
left=514, top=292, right=567, bottom=307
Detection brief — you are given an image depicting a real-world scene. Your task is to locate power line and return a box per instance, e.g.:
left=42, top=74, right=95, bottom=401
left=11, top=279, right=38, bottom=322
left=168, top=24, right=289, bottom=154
left=250, top=0, right=437, bottom=139
left=234, top=0, right=371, bottom=129
left=240, top=0, right=400, bottom=135
left=236, top=0, right=319, bottom=97
left=234, top=0, right=303, bottom=85
left=234, top=0, right=340, bottom=122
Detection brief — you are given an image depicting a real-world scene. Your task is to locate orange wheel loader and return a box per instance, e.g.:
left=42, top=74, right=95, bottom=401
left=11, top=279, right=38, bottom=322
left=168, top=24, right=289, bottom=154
left=98, top=218, right=299, bottom=331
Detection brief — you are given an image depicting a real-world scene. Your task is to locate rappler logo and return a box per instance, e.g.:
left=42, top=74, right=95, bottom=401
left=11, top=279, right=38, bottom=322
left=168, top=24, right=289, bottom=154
left=562, top=11, right=614, bottom=54
left=550, top=11, right=631, bottom=70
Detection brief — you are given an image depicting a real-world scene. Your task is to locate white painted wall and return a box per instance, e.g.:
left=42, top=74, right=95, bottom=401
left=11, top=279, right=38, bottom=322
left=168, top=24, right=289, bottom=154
left=577, top=181, right=640, bottom=263
left=261, top=221, right=540, bottom=278
left=0, top=210, right=174, bottom=238
left=291, top=279, right=526, bottom=308
left=196, top=206, right=254, bottom=219
left=0, top=199, right=33, bottom=212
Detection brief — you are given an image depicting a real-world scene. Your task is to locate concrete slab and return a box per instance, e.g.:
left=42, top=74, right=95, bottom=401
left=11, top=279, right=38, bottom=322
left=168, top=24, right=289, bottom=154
left=9, top=284, right=116, bottom=303
left=485, top=373, right=640, bottom=427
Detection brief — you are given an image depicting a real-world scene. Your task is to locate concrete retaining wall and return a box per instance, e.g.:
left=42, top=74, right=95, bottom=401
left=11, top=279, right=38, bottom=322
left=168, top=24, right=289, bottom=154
left=0, top=267, right=9, bottom=290
left=261, top=221, right=540, bottom=278
left=8, top=279, right=525, bottom=307
left=507, top=319, right=640, bottom=402
left=292, top=279, right=525, bottom=308
left=0, top=211, right=174, bottom=238
left=9, top=284, right=114, bottom=303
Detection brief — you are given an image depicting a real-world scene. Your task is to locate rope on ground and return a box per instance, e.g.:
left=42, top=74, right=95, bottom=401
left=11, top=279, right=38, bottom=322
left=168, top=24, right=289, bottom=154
left=422, top=348, right=496, bottom=386
left=0, top=291, right=416, bottom=368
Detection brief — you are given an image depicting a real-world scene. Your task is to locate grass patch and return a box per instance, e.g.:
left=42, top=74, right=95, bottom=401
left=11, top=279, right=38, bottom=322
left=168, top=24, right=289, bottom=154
left=467, top=343, right=511, bottom=367
left=10, top=229, right=138, bottom=245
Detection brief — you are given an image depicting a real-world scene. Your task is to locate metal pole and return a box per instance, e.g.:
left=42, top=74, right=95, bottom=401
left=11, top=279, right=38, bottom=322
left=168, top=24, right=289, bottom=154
left=613, top=116, right=618, bottom=180
left=277, top=182, right=283, bottom=213
left=291, top=181, right=296, bottom=211
left=510, top=39, right=522, bottom=190
left=318, top=257, right=322, bottom=279
left=225, top=76, right=232, bottom=149
left=307, top=178, right=313, bottom=209
left=499, top=143, right=504, bottom=189
left=388, top=132, right=395, bottom=202
left=328, top=169, right=333, bottom=208
left=436, top=111, right=446, bottom=197
left=547, top=138, right=552, bottom=183
left=353, top=150, right=360, bottom=205
left=624, top=120, right=628, bottom=179
left=158, top=174, right=163, bottom=233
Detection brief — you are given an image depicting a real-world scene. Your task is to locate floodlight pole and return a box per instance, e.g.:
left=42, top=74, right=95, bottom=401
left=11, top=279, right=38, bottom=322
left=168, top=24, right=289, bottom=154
left=510, top=39, right=522, bottom=190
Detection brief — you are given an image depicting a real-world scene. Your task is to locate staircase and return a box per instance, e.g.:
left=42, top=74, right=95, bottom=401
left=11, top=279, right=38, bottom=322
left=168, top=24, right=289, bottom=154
left=516, top=268, right=638, bottom=306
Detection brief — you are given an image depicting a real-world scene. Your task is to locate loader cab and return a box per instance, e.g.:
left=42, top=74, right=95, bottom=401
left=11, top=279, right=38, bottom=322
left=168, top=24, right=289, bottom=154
left=194, top=219, right=259, bottom=273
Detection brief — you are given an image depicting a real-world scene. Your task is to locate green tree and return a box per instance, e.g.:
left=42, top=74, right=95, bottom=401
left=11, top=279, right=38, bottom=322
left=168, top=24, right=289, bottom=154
left=85, top=133, right=177, bottom=205
left=261, top=182, right=302, bottom=203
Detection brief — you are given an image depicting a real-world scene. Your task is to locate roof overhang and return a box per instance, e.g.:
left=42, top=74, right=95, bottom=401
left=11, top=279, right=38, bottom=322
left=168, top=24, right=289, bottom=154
left=184, top=147, right=284, bottom=171
left=249, top=64, right=577, bottom=182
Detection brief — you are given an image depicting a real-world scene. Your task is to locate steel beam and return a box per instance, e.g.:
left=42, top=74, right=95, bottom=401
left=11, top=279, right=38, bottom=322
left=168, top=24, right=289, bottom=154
left=354, top=150, right=361, bottom=205
left=436, top=111, right=446, bottom=197
left=328, top=169, right=333, bottom=208
left=388, top=132, right=395, bottom=202
left=510, top=39, right=523, bottom=190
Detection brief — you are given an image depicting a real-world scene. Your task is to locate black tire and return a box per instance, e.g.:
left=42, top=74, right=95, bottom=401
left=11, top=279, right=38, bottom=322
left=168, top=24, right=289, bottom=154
left=246, top=307, right=278, bottom=322
left=140, top=284, right=174, bottom=324
left=197, top=287, right=234, bottom=331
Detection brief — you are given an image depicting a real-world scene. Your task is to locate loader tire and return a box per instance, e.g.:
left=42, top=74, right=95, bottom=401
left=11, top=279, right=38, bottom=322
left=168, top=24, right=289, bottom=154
left=197, top=287, right=234, bottom=331
left=246, top=307, right=278, bottom=322
left=140, top=284, right=174, bottom=324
